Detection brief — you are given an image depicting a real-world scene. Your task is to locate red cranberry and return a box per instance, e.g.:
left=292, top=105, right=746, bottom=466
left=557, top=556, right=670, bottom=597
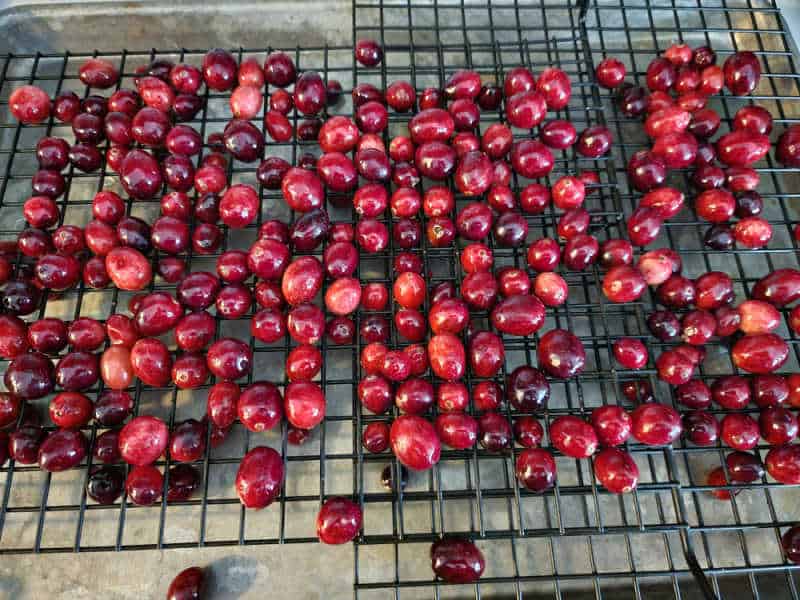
left=590, top=405, right=632, bottom=446
left=695, top=271, right=734, bottom=310
left=612, top=338, right=648, bottom=369
left=390, top=415, right=441, bottom=470
left=550, top=415, right=598, bottom=458
left=594, top=447, right=639, bottom=494
left=431, top=538, right=485, bottom=583
left=490, top=294, right=545, bottom=337
left=732, top=333, right=788, bottom=374
left=631, top=403, right=682, bottom=445
left=576, top=125, right=612, bottom=158
left=602, top=265, right=646, bottom=303
left=596, top=58, right=626, bottom=88
left=723, top=51, right=761, bottom=95
left=316, top=497, right=362, bottom=545
left=766, top=445, right=800, bottom=484
left=511, top=139, right=554, bottom=178
left=235, top=446, right=284, bottom=508
left=515, top=448, right=556, bottom=492
left=118, top=415, right=168, bottom=466
left=537, top=329, right=586, bottom=379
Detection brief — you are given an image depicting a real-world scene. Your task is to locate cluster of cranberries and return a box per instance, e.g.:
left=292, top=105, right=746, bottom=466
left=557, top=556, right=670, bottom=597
left=5, top=36, right=800, bottom=584
left=596, top=44, right=800, bottom=565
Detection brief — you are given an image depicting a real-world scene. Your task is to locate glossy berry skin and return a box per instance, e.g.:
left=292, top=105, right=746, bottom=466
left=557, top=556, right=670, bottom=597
left=435, top=413, right=479, bottom=450
left=317, top=497, right=362, bottom=545
left=537, top=329, right=586, bottom=378
left=760, top=407, right=798, bottom=446
left=766, top=445, right=800, bottom=484
left=235, top=446, right=284, bottom=509
left=724, top=51, right=761, bottom=95
left=603, top=266, right=646, bottom=303
left=119, top=415, right=168, bottom=466
left=506, top=366, right=550, bottom=412
left=612, top=338, right=648, bottom=369
left=631, top=403, right=682, bottom=446
left=594, top=448, right=639, bottom=494
left=782, top=527, right=800, bottom=564
left=38, top=429, right=87, bottom=472
left=596, top=58, right=626, bottom=88
left=390, top=415, right=441, bottom=470
left=731, top=333, right=789, bottom=374
left=362, top=422, right=390, bottom=454
left=284, top=381, right=325, bottom=429
left=4, top=352, right=54, bottom=399
left=430, top=538, right=485, bottom=584
left=682, top=410, right=720, bottom=447
left=590, top=405, right=632, bottom=446
left=720, top=413, right=759, bottom=451
left=236, top=383, right=282, bottom=433
left=125, top=465, right=163, bottom=506
left=550, top=416, right=598, bottom=458
left=9, top=85, right=51, bottom=124
left=490, top=294, right=545, bottom=336
left=515, top=448, right=557, bottom=492
left=166, top=567, right=205, bottom=600
left=576, top=126, right=612, bottom=158
left=428, top=334, right=465, bottom=381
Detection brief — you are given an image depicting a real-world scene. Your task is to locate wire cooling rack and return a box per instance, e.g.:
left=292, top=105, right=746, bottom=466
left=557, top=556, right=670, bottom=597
left=0, top=1, right=797, bottom=599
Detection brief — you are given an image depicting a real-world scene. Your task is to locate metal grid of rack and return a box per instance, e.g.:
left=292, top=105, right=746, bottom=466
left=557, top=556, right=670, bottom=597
left=0, top=0, right=796, bottom=599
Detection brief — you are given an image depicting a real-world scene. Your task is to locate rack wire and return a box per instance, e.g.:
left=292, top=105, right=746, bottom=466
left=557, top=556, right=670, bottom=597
left=0, top=0, right=796, bottom=599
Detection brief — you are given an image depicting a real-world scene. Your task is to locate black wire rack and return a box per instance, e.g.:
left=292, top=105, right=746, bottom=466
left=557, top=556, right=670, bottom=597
left=0, top=0, right=797, bottom=599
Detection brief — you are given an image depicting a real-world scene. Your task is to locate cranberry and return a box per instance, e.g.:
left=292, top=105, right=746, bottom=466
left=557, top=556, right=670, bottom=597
left=516, top=448, right=556, bottom=492
left=575, top=127, right=613, bottom=160
left=91, top=390, right=132, bottom=427
left=498, top=267, right=531, bottom=298
left=596, top=58, right=626, bottom=88
left=688, top=108, right=721, bottom=139
left=85, top=465, right=124, bottom=505
left=778, top=124, right=800, bottom=167
left=36, top=429, right=87, bottom=473
left=234, top=382, right=281, bottom=433
left=618, top=84, right=649, bottom=117
left=436, top=413, right=478, bottom=450
left=766, top=445, right=800, bottom=484
left=4, top=352, right=54, bottom=399
left=117, top=415, right=169, bottom=466
left=719, top=413, right=759, bottom=451
left=753, top=374, right=790, bottom=408
left=129, top=338, right=172, bottom=386
left=731, top=333, right=788, bottom=374
left=520, top=183, right=550, bottom=215
left=53, top=90, right=81, bottom=122
left=477, top=411, right=511, bottom=452
left=723, top=51, right=761, bottom=95
left=602, top=265, right=646, bottom=303
left=695, top=271, right=734, bottom=310
left=651, top=131, right=698, bottom=169
left=549, top=415, right=598, bottom=458
left=753, top=269, right=800, bottom=306
left=537, top=329, right=585, bottom=378
left=2, top=279, right=41, bottom=316
left=390, top=415, right=441, bottom=470
left=511, top=139, right=554, bottom=178
left=236, top=446, right=284, bottom=508
left=593, top=447, right=639, bottom=494
left=314, top=497, right=363, bottom=547
left=631, top=403, right=682, bottom=445
left=760, top=407, right=798, bottom=446
left=8, top=84, right=51, bottom=123
left=362, top=422, right=390, bottom=454
left=283, top=381, right=324, bottom=429
left=490, top=294, right=545, bottom=337
left=590, top=405, right=632, bottom=446
left=613, top=338, right=648, bottom=369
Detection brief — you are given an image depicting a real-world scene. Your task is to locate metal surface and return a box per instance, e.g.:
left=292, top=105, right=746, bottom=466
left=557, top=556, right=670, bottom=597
left=0, top=1, right=797, bottom=599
